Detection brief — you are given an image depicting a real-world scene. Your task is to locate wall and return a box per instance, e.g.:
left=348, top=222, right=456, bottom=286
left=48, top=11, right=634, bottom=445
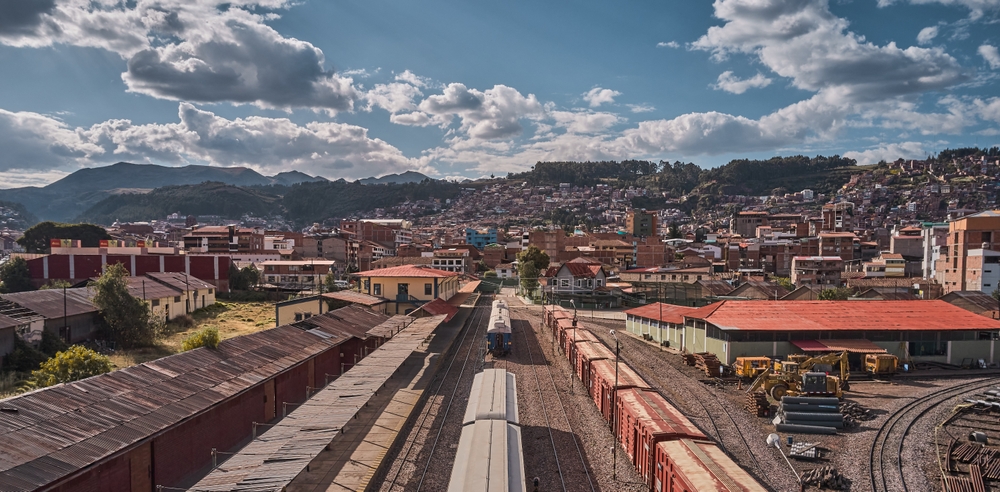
left=42, top=313, right=99, bottom=343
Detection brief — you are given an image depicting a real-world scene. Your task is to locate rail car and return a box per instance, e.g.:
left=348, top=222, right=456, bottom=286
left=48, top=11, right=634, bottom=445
left=448, top=369, right=525, bottom=492
left=487, top=299, right=512, bottom=357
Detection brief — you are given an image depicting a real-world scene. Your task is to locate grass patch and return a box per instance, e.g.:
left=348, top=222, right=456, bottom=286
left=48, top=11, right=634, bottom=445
left=110, top=300, right=276, bottom=370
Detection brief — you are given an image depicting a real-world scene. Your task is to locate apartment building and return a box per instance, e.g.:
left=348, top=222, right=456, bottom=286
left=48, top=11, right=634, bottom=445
left=791, top=256, right=844, bottom=286
left=936, top=211, right=1000, bottom=293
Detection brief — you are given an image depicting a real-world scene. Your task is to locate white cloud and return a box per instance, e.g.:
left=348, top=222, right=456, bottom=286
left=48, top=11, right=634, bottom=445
left=365, top=82, right=423, bottom=114
left=657, top=41, right=680, bottom=48
left=550, top=111, right=623, bottom=134
left=395, top=70, right=433, bottom=88
left=627, top=104, right=656, bottom=113
left=879, top=0, right=1000, bottom=19
left=980, top=44, right=1000, bottom=69
left=0, top=1, right=362, bottom=112
left=693, top=0, right=966, bottom=102
left=582, top=87, right=621, bottom=107
left=390, top=83, right=545, bottom=140
left=0, top=103, right=425, bottom=179
left=917, top=26, right=939, bottom=45
left=713, top=71, right=773, bottom=94
left=844, top=142, right=928, bottom=164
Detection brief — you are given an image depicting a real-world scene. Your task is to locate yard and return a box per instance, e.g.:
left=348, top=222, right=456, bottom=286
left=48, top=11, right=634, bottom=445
left=108, top=300, right=276, bottom=369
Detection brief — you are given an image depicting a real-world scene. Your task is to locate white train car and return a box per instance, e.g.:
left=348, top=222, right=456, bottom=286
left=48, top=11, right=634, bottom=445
left=448, top=369, right=524, bottom=492
left=487, top=299, right=513, bottom=356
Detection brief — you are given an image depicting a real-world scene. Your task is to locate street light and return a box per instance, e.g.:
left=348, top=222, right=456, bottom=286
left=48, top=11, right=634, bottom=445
left=610, top=329, right=620, bottom=483
left=766, top=433, right=803, bottom=491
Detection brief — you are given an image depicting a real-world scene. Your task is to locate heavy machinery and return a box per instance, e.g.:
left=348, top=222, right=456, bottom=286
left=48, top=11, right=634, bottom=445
left=747, top=352, right=850, bottom=400
left=865, top=353, right=899, bottom=376
left=734, top=356, right=773, bottom=379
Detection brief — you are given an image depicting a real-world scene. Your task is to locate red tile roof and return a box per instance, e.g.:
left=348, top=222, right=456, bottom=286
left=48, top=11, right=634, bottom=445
left=625, top=302, right=698, bottom=324
left=414, top=298, right=458, bottom=322
left=354, top=264, right=459, bottom=278
left=685, top=300, right=1000, bottom=331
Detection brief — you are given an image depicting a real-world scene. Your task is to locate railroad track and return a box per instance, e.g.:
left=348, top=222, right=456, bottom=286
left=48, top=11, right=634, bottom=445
left=869, top=377, right=1000, bottom=492
left=513, top=315, right=596, bottom=492
left=584, top=323, right=765, bottom=478
left=380, top=294, right=489, bottom=492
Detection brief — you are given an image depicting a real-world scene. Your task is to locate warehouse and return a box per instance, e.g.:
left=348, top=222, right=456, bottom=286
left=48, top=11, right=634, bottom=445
left=626, top=300, right=1000, bottom=365
left=0, top=305, right=394, bottom=492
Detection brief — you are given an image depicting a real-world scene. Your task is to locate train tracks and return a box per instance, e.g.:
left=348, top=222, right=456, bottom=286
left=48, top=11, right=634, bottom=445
left=869, top=377, right=1000, bottom=492
left=380, top=295, right=489, bottom=492
left=508, top=314, right=596, bottom=492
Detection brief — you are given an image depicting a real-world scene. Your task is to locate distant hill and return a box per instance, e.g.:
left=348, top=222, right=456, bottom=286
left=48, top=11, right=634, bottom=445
left=0, top=163, right=326, bottom=222
left=357, top=171, right=432, bottom=185
left=75, top=182, right=280, bottom=225
left=0, top=200, right=39, bottom=229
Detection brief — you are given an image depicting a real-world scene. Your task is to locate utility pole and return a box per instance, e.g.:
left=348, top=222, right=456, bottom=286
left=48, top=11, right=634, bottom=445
left=610, top=329, right=620, bottom=483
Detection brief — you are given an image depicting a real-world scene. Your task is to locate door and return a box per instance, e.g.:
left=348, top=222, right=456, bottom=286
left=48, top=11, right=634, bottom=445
left=129, top=442, right=152, bottom=492
left=308, top=359, right=316, bottom=390
left=264, top=380, right=276, bottom=420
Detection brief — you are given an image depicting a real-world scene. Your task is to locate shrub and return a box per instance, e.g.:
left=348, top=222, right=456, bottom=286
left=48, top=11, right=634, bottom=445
left=170, top=314, right=196, bottom=329
left=1, top=337, right=48, bottom=373
left=181, top=326, right=221, bottom=351
left=28, top=346, right=113, bottom=388
left=38, top=331, right=69, bottom=357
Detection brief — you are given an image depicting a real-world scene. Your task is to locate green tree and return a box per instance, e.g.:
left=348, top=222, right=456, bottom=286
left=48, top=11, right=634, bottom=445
left=818, top=287, right=854, bottom=301
left=324, top=272, right=342, bottom=292
left=518, top=262, right=540, bottom=296
left=39, top=279, right=72, bottom=290
left=92, top=263, right=156, bottom=348
left=773, top=277, right=794, bottom=292
left=17, top=222, right=112, bottom=253
left=0, top=257, right=34, bottom=293
left=517, top=245, right=550, bottom=271
left=228, top=264, right=246, bottom=291
left=181, top=326, right=221, bottom=351
left=484, top=270, right=498, bottom=278
left=28, top=346, right=113, bottom=388
left=241, top=266, right=260, bottom=288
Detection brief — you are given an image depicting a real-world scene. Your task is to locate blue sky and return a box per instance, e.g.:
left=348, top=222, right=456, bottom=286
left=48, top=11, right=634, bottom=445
left=0, top=0, right=999, bottom=188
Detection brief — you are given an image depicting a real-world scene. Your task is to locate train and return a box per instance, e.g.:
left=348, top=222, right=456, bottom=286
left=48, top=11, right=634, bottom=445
left=543, top=305, right=767, bottom=492
left=487, top=299, right=512, bottom=357
left=448, top=368, right=525, bottom=492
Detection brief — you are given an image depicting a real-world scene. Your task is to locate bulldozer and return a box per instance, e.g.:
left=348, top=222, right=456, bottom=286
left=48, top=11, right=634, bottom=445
left=747, top=351, right=851, bottom=400
left=734, top=356, right=773, bottom=379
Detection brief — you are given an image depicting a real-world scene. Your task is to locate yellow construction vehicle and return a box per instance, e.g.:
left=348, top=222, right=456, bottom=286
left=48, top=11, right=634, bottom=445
left=747, top=352, right=850, bottom=400
left=865, top=354, right=898, bottom=376
left=734, top=356, right=773, bottom=379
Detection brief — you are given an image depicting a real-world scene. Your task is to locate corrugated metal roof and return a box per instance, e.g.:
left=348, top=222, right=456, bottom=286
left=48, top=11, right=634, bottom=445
left=939, top=290, right=999, bottom=314
left=591, top=359, right=648, bottom=389
left=0, top=306, right=382, bottom=492
left=688, top=300, right=1000, bottom=332
left=189, top=315, right=446, bottom=491
left=625, top=303, right=697, bottom=325
left=791, top=339, right=887, bottom=354
left=413, top=298, right=458, bottom=322
left=353, top=265, right=459, bottom=278
left=618, top=388, right=704, bottom=440
left=290, top=304, right=389, bottom=339
left=0, top=288, right=97, bottom=319
left=320, top=290, right=385, bottom=306
left=146, top=272, right=215, bottom=291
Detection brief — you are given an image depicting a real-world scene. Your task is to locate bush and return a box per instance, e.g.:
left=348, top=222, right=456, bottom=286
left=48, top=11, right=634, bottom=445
left=38, top=331, right=69, bottom=358
left=27, top=346, right=113, bottom=388
left=1, top=337, right=48, bottom=373
left=170, top=314, right=196, bottom=329
left=181, top=326, right=221, bottom=351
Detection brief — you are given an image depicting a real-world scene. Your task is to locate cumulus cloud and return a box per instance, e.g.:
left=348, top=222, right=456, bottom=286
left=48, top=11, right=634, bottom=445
left=550, top=111, right=623, bottom=134
left=713, top=71, right=773, bottom=94
left=693, top=0, right=967, bottom=102
left=582, top=87, right=621, bottom=107
left=0, top=103, right=423, bottom=179
left=917, top=26, right=939, bottom=44
left=980, top=44, right=1000, bottom=69
left=844, top=142, right=928, bottom=164
left=0, top=0, right=57, bottom=36
left=879, top=0, right=1000, bottom=19
left=657, top=41, right=680, bottom=48
left=365, top=82, right=423, bottom=114
left=0, top=0, right=361, bottom=112
left=390, top=83, right=545, bottom=140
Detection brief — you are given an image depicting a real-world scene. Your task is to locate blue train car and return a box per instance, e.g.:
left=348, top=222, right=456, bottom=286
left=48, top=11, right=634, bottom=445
left=487, top=299, right=512, bottom=357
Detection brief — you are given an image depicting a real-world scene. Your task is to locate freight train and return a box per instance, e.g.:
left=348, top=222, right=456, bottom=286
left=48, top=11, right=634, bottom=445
left=448, top=368, right=524, bottom=492
left=543, top=305, right=767, bottom=492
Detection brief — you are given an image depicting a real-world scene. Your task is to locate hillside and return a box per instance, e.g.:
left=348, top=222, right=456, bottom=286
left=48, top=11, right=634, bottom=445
left=75, top=182, right=280, bottom=224
left=0, top=163, right=325, bottom=222
left=0, top=200, right=39, bottom=229
left=509, top=155, right=858, bottom=197
left=357, top=171, right=432, bottom=185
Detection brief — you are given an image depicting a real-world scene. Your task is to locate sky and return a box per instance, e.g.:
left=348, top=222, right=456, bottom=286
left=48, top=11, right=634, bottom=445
left=0, top=0, right=999, bottom=188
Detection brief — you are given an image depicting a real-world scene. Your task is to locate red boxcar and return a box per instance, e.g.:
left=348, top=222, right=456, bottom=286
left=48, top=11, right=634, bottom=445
left=561, top=328, right=599, bottom=358
left=555, top=317, right=575, bottom=341
left=616, top=388, right=706, bottom=487
left=591, top=359, right=650, bottom=422
left=573, top=341, right=615, bottom=386
left=653, top=439, right=767, bottom=492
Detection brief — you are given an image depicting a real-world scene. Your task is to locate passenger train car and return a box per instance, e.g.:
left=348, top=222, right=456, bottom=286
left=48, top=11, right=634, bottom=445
left=487, top=299, right=512, bottom=356
left=448, top=369, right=525, bottom=492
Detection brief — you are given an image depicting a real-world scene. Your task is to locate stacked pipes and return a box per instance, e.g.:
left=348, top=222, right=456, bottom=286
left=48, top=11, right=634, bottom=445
left=773, top=396, right=842, bottom=435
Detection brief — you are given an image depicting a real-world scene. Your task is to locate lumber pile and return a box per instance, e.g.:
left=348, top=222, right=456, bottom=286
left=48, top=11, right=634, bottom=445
left=693, top=352, right=721, bottom=377
left=800, top=466, right=849, bottom=490
left=680, top=353, right=696, bottom=366
left=745, top=391, right=770, bottom=417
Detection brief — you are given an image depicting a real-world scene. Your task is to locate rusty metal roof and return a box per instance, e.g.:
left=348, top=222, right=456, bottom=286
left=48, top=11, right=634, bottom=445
left=320, top=290, right=386, bottom=306
left=574, top=341, right=615, bottom=361
left=686, top=300, right=1000, bottom=332
left=366, top=315, right=414, bottom=338
left=0, top=313, right=22, bottom=330
left=657, top=439, right=768, bottom=492
left=938, top=290, right=999, bottom=315
left=625, top=302, right=697, bottom=325
left=591, top=359, right=649, bottom=389
left=618, top=388, right=704, bottom=440
left=145, top=272, right=216, bottom=291
left=0, top=288, right=97, bottom=319
left=0, top=307, right=378, bottom=492
left=791, top=339, right=887, bottom=354
left=124, top=277, right=181, bottom=300
left=189, top=315, right=446, bottom=491
left=563, top=329, right=599, bottom=344
left=353, top=264, right=459, bottom=278
left=290, top=304, right=390, bottom=340
left=412, top=298, right=458, bottom=322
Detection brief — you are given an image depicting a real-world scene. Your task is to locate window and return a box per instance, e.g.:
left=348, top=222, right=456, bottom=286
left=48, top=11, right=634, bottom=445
left=174, top=296, right=181, bottom=302
left=151, top=299, right=160, bottom=307
left=373, top=283, right=382, bottom=296
left=398, top=283, right=409, bottom=296
left=208, top=289, right=214, bottom=294
left=425, top=283, right=433, bottom=296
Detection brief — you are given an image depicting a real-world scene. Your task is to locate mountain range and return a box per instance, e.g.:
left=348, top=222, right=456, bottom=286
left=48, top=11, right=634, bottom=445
left=0, top=163, right=430, bottom=223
